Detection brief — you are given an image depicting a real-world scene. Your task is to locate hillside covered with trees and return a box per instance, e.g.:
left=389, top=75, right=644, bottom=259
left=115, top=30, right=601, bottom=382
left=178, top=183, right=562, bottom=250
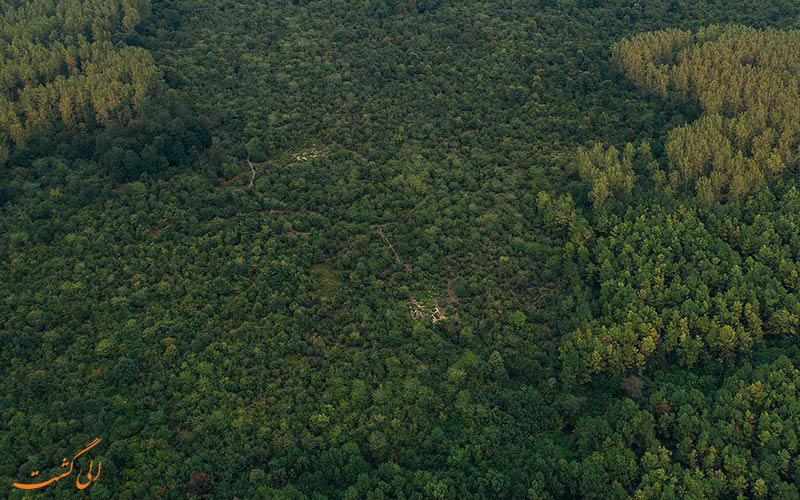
left=2, top=0, right=800, bottom=498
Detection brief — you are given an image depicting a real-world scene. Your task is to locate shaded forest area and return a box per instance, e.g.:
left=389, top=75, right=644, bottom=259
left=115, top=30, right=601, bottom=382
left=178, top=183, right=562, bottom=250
left=3, top=0, right=800, bottom=498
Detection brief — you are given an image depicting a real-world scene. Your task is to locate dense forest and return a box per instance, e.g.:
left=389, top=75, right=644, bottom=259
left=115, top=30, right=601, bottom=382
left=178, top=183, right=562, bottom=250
left=2, top=0, right=800, bottom=498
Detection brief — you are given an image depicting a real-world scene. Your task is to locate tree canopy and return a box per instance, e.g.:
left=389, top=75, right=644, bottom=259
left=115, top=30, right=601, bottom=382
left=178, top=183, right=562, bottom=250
left=4, top=1, right=800, bottom=499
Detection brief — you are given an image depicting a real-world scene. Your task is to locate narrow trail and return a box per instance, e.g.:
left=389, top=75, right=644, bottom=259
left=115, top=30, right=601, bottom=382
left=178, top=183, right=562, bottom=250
left=374, top=226, right=412, bottom=274
left=246, top=157, right=268, bottom=188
